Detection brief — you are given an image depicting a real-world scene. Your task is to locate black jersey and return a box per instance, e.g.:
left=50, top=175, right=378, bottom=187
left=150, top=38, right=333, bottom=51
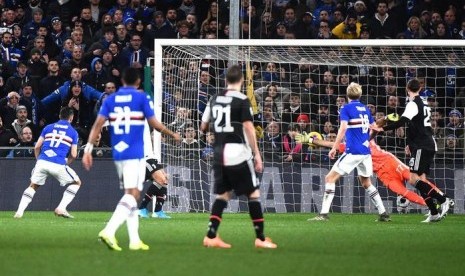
left=402, top=96, right=437, bottom=150
left=201, top=90, right=253, bottom=166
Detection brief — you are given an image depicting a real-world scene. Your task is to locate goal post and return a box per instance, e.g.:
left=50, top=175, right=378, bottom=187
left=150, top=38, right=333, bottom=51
left=154, top=39, right=465, bottom=214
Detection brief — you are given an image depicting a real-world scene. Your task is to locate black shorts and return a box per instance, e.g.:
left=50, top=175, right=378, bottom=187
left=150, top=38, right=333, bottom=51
left=408, top=148, right=435, bottom=175
left=145, top=158, right=163, bottom=181
left=213, top=159, right=259, bottom=196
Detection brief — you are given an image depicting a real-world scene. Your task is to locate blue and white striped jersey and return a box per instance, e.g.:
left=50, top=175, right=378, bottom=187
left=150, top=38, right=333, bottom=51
left=339, top=100, right=373, bottom=155
left=38, top=120, right=79, bottom=165
left=99, top=87, right=155, bottom=160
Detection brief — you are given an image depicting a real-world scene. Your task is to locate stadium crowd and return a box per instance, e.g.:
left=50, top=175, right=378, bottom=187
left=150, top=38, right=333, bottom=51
left=0, top=0, right=464, bottom=161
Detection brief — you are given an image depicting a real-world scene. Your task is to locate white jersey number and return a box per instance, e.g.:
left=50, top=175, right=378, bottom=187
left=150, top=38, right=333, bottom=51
left=360, top=114, right=370, bottom=133
left=114, top=106, right=132, bottom=134
left=49, top=130, right=67, bottom=148
left=212, top=105, right=234, bottom=133
left=423, top=106, right=432, bottom=127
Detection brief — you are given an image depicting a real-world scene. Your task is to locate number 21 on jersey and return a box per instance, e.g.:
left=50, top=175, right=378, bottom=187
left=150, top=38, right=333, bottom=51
left=212, top=105, right=234, bottom=133
left=113, top=106, right=132, bottom=134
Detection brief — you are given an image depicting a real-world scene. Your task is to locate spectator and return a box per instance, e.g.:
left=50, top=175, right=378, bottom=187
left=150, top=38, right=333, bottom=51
left=61, top=46, right=90, bottom=78
left=186, top=12, right=199, bottom=37
left=281, top=92, right=310, bottom=130
left=86, top=27, right=115, bottom=61
left=262, top=121, right=282, bottom=163
left=145, top=11, right=176, bottom=48
left=11, top=24, right=28, bottom=52
left=41, top=68, right=102, bottom=123
left=0, top=91, right=21, bottom=128
left=431, top=119, right=445, bottom=143
left=431, top=21, right=458, bottom=39
left=0, top=115, right=18, bottom=157
left=201, top=131, right=214, bottom=162
left=56, top=38, right=75, bottom=64
left=124, top=17, right=136, bottom=33
left=261, top=106, right=278, bottom=128
left=336, top=95, right=347, bottom=111
left=100, top=49, right=120, bottom=85
left=7, top=126, right=35, bottom=158
left=27, top=48, right=48, bottom=80
left=254, top=11, right=275, bottom=39
left=402, top=16, right=427, bottom=38
left=83, top=57, right=110, bottom=92
left=320, top=84, right=337, bottom=106
left=444, top=134, right=463, bottom=156
left=10, top=105, right=38, bottom=140
left=39, top=59, right=66, bottom=100
left=445, top=109, right=464, bottom=137
left=18, top=82, right=42, bottom=127
left=273, top=21, right=287, bottom=39
left=296, top=114, right=314, bottom=133
left=181, top=124, right=199, bottom=160
left=23, top=8, right=45, bottom=40
left=93, top=81, right=117, bottom=120
left=386, top=95, right=402, bottom=115
left=197, top=70, right=215, bottom=116
left=176, top=20, right=192, bottom=38
left=443, top=9, right=459, bottom=38
left=316, top=19, right=336, bottom=39
left=169, top=107, right=193, bottom=133
left=295, top=12, right=316, bottom=39
left=70, top=28, right=87, bottom=51
left=119, top=33, right=150, bottom=70
left=112, top=9, right=125, bottom=26
left=89, top=0, right=107, bottom=24
left=60, top=81, right=93, bottom=141
left=4, top=62, right=31, bottom=98
left=262, top=95, right=281, bottom=122
left=332, top=11, right=361, bottom=39
left=92, top=13, right=115, bottom=43
left=420, top=10, right=435, bottom=36
left=80, top=7, right=99, bottom=45
left=459, top=19, right=465, bottom=39
left=178, top=0, right=196, bottom=17
left=1, top=32, right=23, bottom=68
left=282, top=123, right=305, bottom=163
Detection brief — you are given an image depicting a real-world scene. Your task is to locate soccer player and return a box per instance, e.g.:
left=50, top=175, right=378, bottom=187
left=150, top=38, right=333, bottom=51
left=138, top=123, right=171, bottom=219
left=309, top=82, right=390, bottom=222
left=82, top=68, right=180, bottom=251
left=200, top=65, right=277, bottom=249
left=14, top=107, right=81, bottom=219
left=296, top=134, right=427, bottom=207
left=371, top=78, right=451, bottom=222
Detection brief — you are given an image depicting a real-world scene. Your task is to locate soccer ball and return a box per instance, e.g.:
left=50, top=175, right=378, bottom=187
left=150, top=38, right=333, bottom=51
left=396, top=196, right=410, bottom=214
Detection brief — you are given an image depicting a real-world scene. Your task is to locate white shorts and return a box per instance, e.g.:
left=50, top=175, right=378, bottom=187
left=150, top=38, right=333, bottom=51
left=30, top=160, right=80, bottom=186
left=331, top=153, right=373, bottom=177
left=114, top=159, right=146, bottom=190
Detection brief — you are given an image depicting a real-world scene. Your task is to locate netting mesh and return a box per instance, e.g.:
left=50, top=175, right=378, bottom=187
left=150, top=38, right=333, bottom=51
left=157, top=41, right=465, bottom=214
left=164, top=45, right=465, bottom=68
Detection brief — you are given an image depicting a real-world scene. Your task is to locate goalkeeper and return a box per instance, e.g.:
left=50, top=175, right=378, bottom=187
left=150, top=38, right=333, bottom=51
left=296, top=114, right=445, bottom=208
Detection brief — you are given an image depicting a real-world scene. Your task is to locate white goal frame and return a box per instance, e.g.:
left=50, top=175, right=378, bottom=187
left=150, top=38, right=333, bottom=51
left=153, top=39, right=465, bottom=214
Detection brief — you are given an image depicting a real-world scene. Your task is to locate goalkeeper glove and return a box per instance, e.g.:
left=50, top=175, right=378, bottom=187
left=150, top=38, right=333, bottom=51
left=386, top=113, right=400, bottom=122
left=295, top=132, right=314, bottom=145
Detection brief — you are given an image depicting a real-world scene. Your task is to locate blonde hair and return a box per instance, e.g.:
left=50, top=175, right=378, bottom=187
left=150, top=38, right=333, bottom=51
left=346, top=82, right=362, bottom=100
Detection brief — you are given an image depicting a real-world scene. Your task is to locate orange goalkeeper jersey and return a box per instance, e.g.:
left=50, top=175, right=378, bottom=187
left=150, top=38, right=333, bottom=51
left=338, top=140, right=410, bottom=179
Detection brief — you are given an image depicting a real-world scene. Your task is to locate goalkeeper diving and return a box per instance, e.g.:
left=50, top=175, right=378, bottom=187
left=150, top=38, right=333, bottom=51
left=295, top=114, right=448, bottom=209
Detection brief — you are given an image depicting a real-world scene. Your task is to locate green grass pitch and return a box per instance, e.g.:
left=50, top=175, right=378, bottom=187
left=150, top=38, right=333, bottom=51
left=1, top=212, right=464, bottom=276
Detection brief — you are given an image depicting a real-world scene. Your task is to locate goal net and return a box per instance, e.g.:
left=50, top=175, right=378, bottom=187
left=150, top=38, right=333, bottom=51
left=154, top=39, right=465, bottom=214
